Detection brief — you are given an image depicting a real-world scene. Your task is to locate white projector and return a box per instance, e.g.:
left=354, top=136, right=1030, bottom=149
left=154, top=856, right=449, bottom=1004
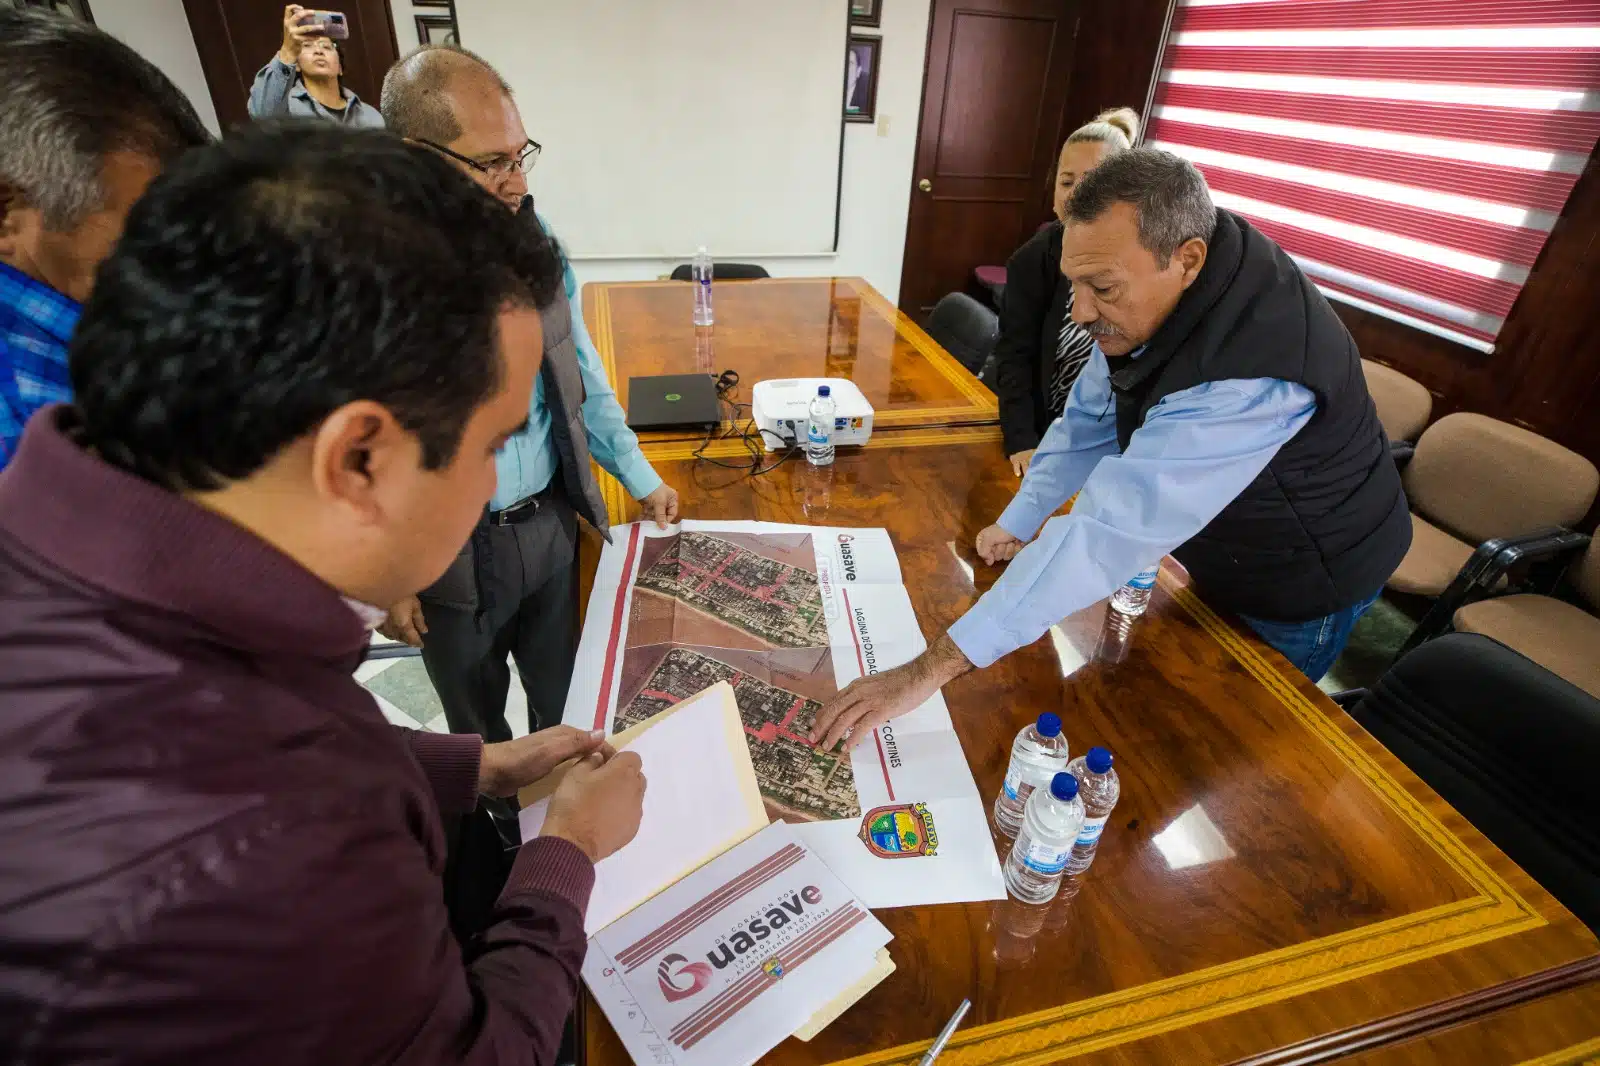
left=751, top=377, right=874, bottom=452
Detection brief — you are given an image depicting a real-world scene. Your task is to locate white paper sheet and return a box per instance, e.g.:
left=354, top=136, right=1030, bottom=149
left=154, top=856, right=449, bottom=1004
left=520, top=682, right=768, bottom=935
left=584, top=822, right=892, bottom=1066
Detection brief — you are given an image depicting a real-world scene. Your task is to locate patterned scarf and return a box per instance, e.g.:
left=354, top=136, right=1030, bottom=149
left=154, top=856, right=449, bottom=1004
left=1047, top=283, right=1096, bottom=416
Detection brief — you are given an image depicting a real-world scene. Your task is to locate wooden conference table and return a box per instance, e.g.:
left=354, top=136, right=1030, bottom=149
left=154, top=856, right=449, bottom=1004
left=574, top=279, right=1600, bottom=1065
left=581, top=277, right=998, bottom=444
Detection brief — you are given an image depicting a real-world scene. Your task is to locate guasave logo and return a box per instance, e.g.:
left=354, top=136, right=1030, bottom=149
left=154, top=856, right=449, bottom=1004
left=836, top=533, right=859, bottom=582
left=656, top=953, right=714, bottom=1003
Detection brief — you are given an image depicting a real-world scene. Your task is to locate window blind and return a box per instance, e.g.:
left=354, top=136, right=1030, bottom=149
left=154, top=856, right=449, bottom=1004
left=1145, top=0, right=1600, bottom=353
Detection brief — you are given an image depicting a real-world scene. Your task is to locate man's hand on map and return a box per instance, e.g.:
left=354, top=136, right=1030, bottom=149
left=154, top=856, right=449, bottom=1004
left=638, top=482, right=680, bottom=529
left=478, top=725, right=615, bottom=797
left=976, top=524, right=1025, bottom=565
left=542, top=749, right=648, bottom=862
left=810, top=634, right=975, bottom=752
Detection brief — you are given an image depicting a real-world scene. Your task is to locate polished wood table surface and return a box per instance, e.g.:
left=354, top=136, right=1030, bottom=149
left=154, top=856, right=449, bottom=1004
left=581, top=277, right=998, bottom=442
left=578, top=430, right=1600, bottom=1065
left=1336, top=980, right=1600, bottom=1065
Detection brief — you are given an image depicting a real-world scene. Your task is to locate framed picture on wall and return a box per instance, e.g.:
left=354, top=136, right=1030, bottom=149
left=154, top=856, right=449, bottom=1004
left=849, top=0, right=882, bottom=29
left=844, top=35, right=880, bottom=123
left=415, top=13, right=457, bottom=46
left=412, top=0, right=452, bottom=6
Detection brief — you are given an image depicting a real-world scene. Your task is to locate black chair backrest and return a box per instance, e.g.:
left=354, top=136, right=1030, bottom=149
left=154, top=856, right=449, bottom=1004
left=668, top=262, right=771, bottom=281
left=1351, top=633, right=1600, bottom=932
left=924, top=292, right=999, bottom=376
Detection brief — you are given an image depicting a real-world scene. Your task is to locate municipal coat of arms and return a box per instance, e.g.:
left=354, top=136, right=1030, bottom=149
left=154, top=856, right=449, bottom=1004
left=858, top=802, right=938, bottom=858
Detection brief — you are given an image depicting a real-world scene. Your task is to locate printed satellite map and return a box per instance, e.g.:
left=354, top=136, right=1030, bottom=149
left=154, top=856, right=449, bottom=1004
left=635, top=531, right=829, bottom=649
left=619, top=531, right=859, bottom=823
left=570, top=521, right=1007, bottom=911
left=619, top=647, right=858, bottom=823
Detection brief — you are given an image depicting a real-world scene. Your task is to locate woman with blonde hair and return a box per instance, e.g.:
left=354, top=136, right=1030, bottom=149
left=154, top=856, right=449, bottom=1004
left=992, top=107, right=1139, bottom=476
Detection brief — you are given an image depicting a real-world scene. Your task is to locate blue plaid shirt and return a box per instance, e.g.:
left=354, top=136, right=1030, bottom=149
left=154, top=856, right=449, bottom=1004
left=0, top=263, right=79, bottom=472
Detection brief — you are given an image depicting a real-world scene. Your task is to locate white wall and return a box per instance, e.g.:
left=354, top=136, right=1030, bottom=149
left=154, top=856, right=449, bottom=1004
left=550, top=0, right=931, bottom=303
left=462, top=1, right=849, bottom=260
left=93, top=0, right=222, bottom=137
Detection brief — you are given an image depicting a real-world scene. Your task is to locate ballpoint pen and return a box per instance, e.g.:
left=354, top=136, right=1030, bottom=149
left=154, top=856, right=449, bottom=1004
left=919, top=998, right=972, bottom=1065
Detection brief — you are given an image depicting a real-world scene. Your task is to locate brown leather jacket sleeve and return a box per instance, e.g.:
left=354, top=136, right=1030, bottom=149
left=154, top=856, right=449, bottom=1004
left=43, top=800, right=593, bottom=1065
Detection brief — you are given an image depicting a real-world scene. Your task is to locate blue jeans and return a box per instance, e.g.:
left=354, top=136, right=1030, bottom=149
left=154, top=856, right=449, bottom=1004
left=1239, top=591, right=1381, bottom=682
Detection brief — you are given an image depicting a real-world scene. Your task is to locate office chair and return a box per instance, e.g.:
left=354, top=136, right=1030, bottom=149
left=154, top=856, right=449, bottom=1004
left=668, top=262, right=770, bottom=281
left=924, top=291, right=999, bottom=378
left=1351, top=633, right=1600, bottom=932
left=1386, top=413, right=1597, bottom=604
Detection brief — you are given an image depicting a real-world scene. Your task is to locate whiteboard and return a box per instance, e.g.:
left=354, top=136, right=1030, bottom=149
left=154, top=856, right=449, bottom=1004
left=456, top=0, right=848, bottom=259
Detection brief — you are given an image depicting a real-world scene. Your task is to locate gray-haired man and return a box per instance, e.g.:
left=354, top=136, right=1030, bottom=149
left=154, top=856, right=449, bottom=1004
left=0, top=8, right=210, bottom=470
left=812, top=148, right=1411, bottom=750
left=378, top=46, right=680, bottom=749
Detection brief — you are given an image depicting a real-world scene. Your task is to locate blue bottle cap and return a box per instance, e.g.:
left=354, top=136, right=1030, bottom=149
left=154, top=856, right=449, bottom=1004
left=1035, top=712, right=1062, bottom=737
left=1049, top=772, right=1079, bottom=802
left=1086, top=746, right=1113, bottom=774
left=817, top=385, right=831, bottom=397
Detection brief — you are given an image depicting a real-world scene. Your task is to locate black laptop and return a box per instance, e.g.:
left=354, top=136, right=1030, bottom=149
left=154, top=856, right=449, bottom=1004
left=626, top=374, right=722, bottom=431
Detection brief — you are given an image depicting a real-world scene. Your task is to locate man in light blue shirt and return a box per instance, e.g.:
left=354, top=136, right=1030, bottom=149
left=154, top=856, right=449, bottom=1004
left=379, top=47, right=680, bottom=746
left=811, top=150, right=1408, bottom=751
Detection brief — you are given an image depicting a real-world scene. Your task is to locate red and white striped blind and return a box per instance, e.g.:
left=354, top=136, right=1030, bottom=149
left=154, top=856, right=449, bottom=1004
left=1145, top=0, right=1600, bottom=352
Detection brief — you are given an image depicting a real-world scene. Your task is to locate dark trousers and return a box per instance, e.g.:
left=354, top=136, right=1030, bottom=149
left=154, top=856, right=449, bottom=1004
left=419, top=495, right=580, bottom=742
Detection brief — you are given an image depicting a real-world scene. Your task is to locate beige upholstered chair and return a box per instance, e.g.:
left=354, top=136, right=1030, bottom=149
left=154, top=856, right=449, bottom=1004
left=1361, top=359, right=1432, bottom=442
left=1388, top=413, right=1599, bottom=598
left=1453, top=538, right=1600, bottom=699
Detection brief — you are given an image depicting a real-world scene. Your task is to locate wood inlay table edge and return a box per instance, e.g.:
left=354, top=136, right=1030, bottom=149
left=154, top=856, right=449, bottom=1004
left=1217, top=954, right=1600, bottom=1066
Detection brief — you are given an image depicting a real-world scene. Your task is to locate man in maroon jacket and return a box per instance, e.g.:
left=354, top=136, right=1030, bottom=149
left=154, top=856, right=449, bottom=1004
left=0, top=124, right=645, bottom=1064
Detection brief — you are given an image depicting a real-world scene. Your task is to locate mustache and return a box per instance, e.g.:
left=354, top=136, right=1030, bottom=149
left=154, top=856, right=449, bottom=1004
left=1084, top=320, right=1119, bottom=337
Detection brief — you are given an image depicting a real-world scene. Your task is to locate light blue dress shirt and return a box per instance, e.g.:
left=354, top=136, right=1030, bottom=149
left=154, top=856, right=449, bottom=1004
left=491, top=220, right=662, bottom=510
left=947, top=345, right=1317, bottom=669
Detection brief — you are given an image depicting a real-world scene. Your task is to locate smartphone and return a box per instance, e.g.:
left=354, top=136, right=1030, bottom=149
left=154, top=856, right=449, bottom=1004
left=299, top=10, right=349, bottom=39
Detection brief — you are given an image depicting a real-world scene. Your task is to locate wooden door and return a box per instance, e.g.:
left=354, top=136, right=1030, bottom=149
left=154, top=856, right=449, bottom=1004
left=181, top=0, right=400, bottom=130
left=898, top=0, right=1079, bottom=316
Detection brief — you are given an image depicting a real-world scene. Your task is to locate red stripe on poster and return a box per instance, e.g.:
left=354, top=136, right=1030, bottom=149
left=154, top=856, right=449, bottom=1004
left=615, top=845, right=805, bottom=971
left=595, top=523, right=644, bottom=732
left=841, top=588, right=896, bottom=801
left=670, top=905, right=870, bottom=1049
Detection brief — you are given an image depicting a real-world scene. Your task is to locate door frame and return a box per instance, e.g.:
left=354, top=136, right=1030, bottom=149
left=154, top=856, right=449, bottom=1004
left=896, top=0, right=1081, bottom=315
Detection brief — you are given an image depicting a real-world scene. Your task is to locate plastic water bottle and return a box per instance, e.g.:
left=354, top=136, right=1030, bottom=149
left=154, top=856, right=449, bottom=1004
left=806, top=385, right=836, bottom=466
left=993, top=714, right=1069, bottom=839
left=1064, top=746, right=1120, bottom=875
left=1004, top=772, right=1085, bottom=903
left=993, top=712, right=1070, bottom=838
left=691, top=247, right=713, bottom=326
left=1109, top=562, right=1160, bottom=616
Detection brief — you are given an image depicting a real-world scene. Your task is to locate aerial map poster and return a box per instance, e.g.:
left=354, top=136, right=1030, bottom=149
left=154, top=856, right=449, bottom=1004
left=565, top=520, right=1006, bottom=909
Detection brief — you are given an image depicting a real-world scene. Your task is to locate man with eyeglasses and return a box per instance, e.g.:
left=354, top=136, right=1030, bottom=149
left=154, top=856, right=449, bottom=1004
left=378, top=46, right=680, bottom=757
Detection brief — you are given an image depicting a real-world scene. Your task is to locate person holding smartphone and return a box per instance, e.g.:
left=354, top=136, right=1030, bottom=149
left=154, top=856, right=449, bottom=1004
left=248, top=4, right=383, bottom=127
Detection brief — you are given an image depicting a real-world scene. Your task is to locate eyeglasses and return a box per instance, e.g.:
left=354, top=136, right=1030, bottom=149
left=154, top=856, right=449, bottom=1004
left=416, top=138, right=541, bottom=182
